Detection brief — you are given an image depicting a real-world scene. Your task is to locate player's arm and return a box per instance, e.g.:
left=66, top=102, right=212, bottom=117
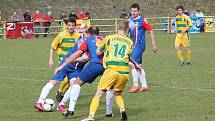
left=129, top=57, right=141, bottom=72
left=54, top=50, right=83, bottom=74
left=96, top=37, right=108, bottom=55
left=49, top=34, right=61, bottom=68
left=75, top=54, right=89, bottom=62
left=54, top=41, right=87, bottom=74
left=181, top=16, right=192, bottom=34
left=142, top=20, right=158, bottom=53
left=48, top=48, right=55, bottom=68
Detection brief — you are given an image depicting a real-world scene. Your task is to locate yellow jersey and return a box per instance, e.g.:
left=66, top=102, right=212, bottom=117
left=51, top=30, right=80, bottom=61
left=97, top=34, right=133, bottom=75
left=175, top=14, right=192, bottom=33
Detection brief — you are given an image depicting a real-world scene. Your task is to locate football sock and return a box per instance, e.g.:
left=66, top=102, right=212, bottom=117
left=68, top=84, right=81, bottom=111
left=186, top=51, right=191, bottom=62
left=139, top=69, right=148, bottom=88
left=59, top=86, right=72, bottom=105
left=115, top=95, right=125, bottom=112
left=131, top=69, right=139, bottom=86
left=177, top=50, right=183, bottom=61
left=89, top=95, right=100, bottom=118
left=38, top=82, right=54, bottom=104
left=58, top=78, right=68, bottom=92
left=106, top=89, right=114, bottom=114
left=62, top=83, right=70, bottom=94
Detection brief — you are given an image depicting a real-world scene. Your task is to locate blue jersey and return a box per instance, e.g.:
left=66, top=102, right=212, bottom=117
left=59, top=34, right=87, bottom=71
left=129, top=16, right=152, bottom=48
left=79, top=35, right=103, bottom=64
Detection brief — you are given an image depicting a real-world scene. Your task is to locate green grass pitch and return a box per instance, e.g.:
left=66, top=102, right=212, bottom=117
left=0, top=32, right=214, bottom=121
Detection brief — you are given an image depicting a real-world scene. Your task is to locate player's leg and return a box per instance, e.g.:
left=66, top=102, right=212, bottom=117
left=114, top=74, right=128, bottom=120
left=63, top=77, right=84, bottom=117
left=56, top=78, right=69, bottom=102
left=34, top=80, right=58, bottom=111
left=82, top=68, right=116, bottom=121
left=175, top=35, right=184, bottom=65
left=34, top=69, right=67, bottom=111
left=63, top=62, right=105, bottom=117
left=138, top=66, right=150, bottom=92
left=128, top=62, right=139, bottom=93
left=58, top=70, right=80, bottom=112
left=183, top=34, right=191, bottom=65
left=106, top=89, right=115, bottom=117
left=57, top=78, right=76, bottom=112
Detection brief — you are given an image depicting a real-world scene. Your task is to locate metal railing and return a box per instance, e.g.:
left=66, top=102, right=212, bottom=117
left=0, top=16, right=215, bottom=39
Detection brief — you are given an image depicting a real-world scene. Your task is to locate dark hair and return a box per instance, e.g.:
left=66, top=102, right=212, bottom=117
left=176, top=5, right=184, bottom=10
left=130, top=3, right=140, bottom=10
left=65, top=17, right=76, bottom=25
left=86, top=26, right=99, bottom=35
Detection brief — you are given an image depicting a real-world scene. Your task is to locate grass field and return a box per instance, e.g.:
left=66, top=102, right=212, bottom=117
left=0, top=32, right=215, bottom=121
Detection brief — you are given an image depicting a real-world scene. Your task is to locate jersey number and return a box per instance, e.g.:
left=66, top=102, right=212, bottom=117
left=113, top=44, right=126, bottom=58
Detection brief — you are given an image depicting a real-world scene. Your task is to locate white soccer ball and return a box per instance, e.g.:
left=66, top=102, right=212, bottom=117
left=43, top=99, right=55, bottom=112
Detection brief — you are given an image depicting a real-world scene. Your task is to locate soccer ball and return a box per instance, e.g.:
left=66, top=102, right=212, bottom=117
left=43, top=99, right=55, bottom=112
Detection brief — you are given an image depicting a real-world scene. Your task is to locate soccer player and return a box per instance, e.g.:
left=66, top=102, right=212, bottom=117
left=54, top=26, right=115, bottom=117
left=81, top=20, right=140, bottom=121
left=175, top=5, right=192, bottom=66
left=128, top=3, right=158, bottom=93
left=48, top=18, right=81, bottom=102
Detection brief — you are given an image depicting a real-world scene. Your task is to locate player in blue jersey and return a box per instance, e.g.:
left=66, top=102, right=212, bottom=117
left=128, top=3, right=158, bottom=93
left=54, top=26, right=115, bottom=118
left=34, top=32, right=90, bottom=112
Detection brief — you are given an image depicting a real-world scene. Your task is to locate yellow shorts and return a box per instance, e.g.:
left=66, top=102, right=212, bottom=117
left=97, top=68, right=129, bottom=92
left=175, top=33, right=190, bottom=47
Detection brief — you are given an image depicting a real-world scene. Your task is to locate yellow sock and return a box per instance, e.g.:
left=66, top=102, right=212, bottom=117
left=62, top=83, right=70, bottom=94
left=89, top=95, right=100, bottom=118
left=58, top=78, right=68, bottom=92
left=186, top=51, right=191, bottom=62
left=177, top=50, right=183, bottom=61
left=115, top=95, right=125, bottom=111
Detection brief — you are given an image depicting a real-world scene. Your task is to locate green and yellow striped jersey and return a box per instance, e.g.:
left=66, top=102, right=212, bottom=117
left=97, top=34, right=133, bottom=75
left=51, top=30, right=80, bottom=61
left=175, top=14, right=192, bottom=33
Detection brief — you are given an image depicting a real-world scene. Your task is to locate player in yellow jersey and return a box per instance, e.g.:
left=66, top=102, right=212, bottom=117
left=48, top=17, right=81, bottom=102
left=175, top=5, right=192, bottom=66
left=81, top=20, right=141, bottom=121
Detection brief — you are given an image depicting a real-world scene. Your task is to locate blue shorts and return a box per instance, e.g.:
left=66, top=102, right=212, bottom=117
left=51, top=68, right=81, bottom=82
left=131, top=46, right=145, bottom=64
left=78, top=62, right=105, bottom=84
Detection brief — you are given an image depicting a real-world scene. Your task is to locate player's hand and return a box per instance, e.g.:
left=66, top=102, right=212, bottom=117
left=54, top=66, right=63, bottom=75
left=151, top=45, right=158, bottom=53
left=134, top=63, right=141, bottom=73
left=181, top=30, right=186, bottom=35
left=48, top=60, right=54, bottom=68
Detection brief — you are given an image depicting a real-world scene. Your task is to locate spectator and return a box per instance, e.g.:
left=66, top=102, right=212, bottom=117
left=0, top=10, right=3, bottom=37
left=85, top=12, right=91, bottom=19
left=195, top=9, right=204, bottom=32
left=59, top=11, right=67, bottom=25
left=10, top=11, right=20, bottom=21
left=77, top=10, right=87, bottom=19
left=119, top=10, right=129, bottom=19
left=33, top=10, right=42, bottom=38
left=23, top=10, right=32, bottom=21
left=43, top=11, right=54, bottom=37
left=195, top=9, right=204, bottom=18
left=68, top=10, right=77, bottom=19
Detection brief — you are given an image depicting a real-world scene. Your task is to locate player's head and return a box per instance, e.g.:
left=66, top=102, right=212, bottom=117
left=66, top=17, right=76, bottom=33
left=118, top=20, right=129, bottom=35
left=92, top=26, right=99, bottom=35
left=130, top=3, right=140, bottom=18
left=176, top=5, right=184, bottom=15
